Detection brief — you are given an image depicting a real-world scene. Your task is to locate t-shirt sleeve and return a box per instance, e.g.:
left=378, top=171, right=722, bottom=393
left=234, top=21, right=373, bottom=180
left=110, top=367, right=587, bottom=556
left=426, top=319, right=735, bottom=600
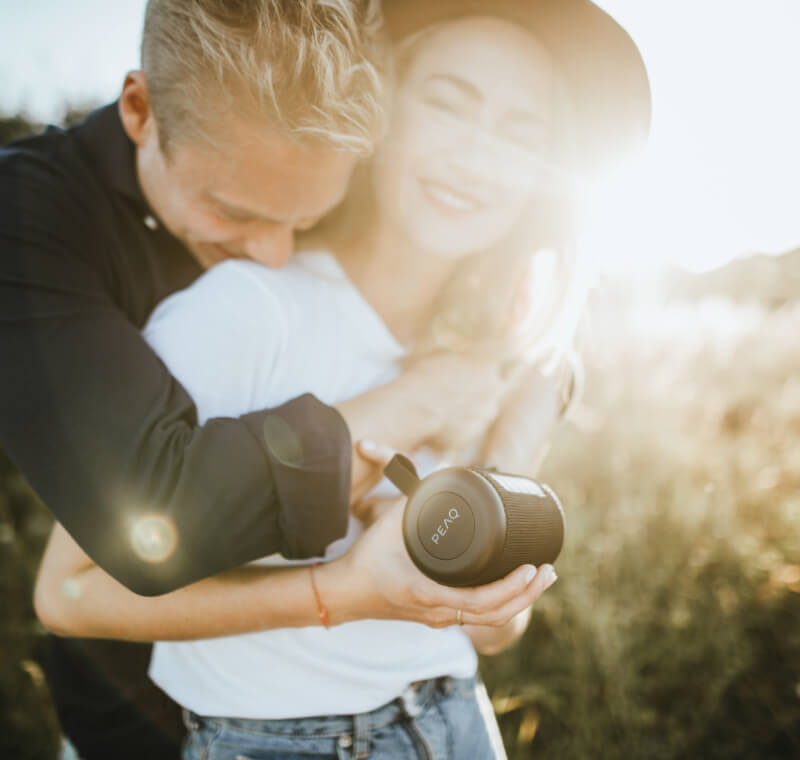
left=143, top=261, right=290, bottom=425
left=0, top=153, right=351, bottom=595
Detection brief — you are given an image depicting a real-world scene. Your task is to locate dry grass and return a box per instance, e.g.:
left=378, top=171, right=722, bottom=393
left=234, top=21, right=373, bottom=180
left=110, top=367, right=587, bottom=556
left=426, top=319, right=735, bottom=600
left=484, top=278, right=800, bottom=759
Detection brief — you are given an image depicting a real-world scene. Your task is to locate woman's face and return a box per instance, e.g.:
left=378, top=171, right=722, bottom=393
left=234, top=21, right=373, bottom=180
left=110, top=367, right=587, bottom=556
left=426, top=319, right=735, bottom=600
left=373, top=16, right=556, bottom=258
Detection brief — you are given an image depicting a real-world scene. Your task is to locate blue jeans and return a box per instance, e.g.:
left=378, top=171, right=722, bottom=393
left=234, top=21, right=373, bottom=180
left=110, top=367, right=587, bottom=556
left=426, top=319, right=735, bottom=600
left=181, top=675, right=507, bottom=759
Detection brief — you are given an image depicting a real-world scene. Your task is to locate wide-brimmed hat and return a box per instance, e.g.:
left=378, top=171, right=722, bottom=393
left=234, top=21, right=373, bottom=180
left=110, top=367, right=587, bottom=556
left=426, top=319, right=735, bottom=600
left=382, top=0, right=651, bottom=177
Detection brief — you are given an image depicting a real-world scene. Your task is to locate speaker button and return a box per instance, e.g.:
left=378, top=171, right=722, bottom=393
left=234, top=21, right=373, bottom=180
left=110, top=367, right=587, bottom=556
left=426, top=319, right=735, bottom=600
left=417, top=492, right=475, bottom=560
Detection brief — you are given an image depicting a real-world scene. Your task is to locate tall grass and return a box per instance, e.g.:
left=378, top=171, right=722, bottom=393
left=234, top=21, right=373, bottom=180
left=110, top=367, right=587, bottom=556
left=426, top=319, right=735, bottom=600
left=485, top=282, right=800, bottom=759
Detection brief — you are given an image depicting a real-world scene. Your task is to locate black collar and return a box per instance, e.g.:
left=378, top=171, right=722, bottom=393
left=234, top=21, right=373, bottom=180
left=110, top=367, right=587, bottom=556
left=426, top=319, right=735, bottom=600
left=74, top=101, right=150, bottom=210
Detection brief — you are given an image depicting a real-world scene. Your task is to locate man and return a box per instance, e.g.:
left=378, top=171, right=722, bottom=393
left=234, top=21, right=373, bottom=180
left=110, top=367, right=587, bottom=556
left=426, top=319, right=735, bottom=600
left=1, top=2, right=540, bottom=757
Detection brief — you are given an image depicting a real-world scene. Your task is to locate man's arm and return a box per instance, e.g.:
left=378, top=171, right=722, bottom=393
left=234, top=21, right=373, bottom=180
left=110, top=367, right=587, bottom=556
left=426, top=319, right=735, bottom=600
left=0, top=149, right=520, bottom=596
left=0, top=154, right=351, bottom=595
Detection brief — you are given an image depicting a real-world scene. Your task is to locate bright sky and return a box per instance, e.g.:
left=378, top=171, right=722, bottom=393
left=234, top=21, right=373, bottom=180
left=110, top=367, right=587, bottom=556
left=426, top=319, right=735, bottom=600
left=1, top=0, right=798, bottom=272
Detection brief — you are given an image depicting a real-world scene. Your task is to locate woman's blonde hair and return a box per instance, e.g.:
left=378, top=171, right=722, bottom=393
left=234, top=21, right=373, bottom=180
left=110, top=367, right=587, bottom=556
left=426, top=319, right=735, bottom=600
left=141, top=0, right=388, bottom=155
left=308, top=18, right=588, bottom=384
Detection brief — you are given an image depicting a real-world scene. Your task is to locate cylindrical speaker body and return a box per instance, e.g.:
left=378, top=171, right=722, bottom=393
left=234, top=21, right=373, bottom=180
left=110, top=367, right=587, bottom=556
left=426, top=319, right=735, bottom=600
left=399, top=463, right=565, bottom=587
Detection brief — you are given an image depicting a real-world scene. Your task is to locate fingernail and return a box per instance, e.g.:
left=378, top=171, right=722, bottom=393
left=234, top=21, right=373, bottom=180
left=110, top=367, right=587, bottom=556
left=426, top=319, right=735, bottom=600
left=542, top=566, right=558, bottom=590
left=524, top=566, right=537, bottom=585
left=360, top=439, right=376, bottom=452
left=370, top=443, right=394, bottom=460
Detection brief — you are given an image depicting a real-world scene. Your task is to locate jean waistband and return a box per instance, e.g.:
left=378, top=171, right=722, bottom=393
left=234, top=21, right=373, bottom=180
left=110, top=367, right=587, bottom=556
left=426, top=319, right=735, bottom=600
left=184, top=674, right=478, bottom=738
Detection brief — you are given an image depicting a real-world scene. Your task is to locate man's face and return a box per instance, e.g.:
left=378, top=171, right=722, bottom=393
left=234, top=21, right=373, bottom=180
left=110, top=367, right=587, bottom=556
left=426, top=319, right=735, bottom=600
left=136, top=112, right=356, bottom=270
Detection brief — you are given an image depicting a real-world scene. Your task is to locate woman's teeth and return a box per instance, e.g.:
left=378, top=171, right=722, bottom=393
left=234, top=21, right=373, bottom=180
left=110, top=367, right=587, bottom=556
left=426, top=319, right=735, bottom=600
left=420, top=179, right=484, bottom=212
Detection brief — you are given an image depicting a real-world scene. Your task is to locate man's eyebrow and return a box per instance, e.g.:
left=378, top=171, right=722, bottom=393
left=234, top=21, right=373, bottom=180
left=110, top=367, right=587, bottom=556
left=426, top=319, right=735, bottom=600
left=206, top=192, right=280, bottom=223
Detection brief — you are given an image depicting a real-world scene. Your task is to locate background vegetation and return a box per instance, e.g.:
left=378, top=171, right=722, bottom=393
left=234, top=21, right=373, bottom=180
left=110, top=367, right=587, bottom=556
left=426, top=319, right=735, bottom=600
left=488, top=260, right=800, bottom=758
left=2, top=113, right=799, bottom=759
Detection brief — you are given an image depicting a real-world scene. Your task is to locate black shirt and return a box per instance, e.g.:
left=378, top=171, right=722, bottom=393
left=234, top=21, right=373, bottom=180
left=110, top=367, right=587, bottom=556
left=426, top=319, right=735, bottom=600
left=0, top=103, right=352, bottom=594
left=0, top=104, right=353, bottom=759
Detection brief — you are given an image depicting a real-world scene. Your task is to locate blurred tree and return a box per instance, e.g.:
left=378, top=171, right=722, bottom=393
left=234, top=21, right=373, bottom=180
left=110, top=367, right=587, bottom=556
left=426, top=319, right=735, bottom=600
left=1, top=107, right=91, bottom=760
left=0, top=114, right=41, bottom=144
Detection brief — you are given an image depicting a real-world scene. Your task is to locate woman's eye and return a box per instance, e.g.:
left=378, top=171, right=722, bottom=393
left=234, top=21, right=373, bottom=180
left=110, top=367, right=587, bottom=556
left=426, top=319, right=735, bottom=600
left=422, top=95, right=468, bottom=116
left=501, top=128, right=548, bottom=153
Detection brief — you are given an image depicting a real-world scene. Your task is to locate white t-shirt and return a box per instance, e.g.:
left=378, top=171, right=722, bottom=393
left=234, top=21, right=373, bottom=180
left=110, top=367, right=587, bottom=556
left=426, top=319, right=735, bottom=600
left=145, top=252, right=477, bottom=719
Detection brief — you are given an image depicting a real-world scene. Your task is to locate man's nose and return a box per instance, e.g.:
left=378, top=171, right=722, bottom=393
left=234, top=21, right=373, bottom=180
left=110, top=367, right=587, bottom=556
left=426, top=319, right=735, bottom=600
left=244, top=225, right=295, bottom=269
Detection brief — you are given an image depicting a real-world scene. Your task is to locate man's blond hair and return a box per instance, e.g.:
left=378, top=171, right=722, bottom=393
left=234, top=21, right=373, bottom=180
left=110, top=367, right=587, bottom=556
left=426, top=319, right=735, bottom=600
left=141, top=0, right=387, bottom=155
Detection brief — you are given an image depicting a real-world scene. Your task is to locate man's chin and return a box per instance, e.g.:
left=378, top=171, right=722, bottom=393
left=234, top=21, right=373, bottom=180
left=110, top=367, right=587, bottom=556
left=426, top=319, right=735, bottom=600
left=190, top=243, right=246, bottom=269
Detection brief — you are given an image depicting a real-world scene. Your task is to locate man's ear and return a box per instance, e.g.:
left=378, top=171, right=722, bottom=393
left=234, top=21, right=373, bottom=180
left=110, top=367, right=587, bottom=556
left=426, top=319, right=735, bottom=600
left=119, top=71, right=156, bottom=148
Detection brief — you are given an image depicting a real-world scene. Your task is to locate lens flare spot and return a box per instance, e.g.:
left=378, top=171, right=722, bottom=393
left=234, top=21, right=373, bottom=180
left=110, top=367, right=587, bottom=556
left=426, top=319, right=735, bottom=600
left=130, top=515, right=177, bottom=563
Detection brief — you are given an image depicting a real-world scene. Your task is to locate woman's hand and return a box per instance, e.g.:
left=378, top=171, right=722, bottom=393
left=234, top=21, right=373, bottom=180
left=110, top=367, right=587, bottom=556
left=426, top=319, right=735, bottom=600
left=319, top=497, right=557, bottom=629
left=351, top=492, right=403, bottom=527
left=338, top=349, right=511, bottom=505
left=478, top=365, right=564, bottom=474
left=403, top=349, right=512, bottom=451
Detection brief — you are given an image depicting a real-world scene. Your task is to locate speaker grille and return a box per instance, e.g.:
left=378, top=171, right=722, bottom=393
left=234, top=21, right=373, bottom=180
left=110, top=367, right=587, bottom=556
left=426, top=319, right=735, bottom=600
left=469, top=468, right=564, bottom=579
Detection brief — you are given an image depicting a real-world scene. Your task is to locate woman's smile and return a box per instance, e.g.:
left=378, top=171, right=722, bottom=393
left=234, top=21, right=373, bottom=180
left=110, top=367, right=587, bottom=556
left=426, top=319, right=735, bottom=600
left=418, top=177, right=488, bottom=216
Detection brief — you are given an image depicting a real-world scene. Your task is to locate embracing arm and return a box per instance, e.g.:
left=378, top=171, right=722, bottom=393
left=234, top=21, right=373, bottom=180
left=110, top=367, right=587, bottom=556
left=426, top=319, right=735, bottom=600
left=340, top=351, right=508, bottom=501
left=0, top=160, right=354, bottom=595
left=477, top=357, right=578, bottom=474
left=34, top=523, right=325, bottom=641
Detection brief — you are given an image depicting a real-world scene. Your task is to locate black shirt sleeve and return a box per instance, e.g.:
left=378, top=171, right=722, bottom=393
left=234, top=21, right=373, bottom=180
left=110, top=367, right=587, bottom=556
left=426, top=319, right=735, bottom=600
left=0, top=147, right=351, bottom=596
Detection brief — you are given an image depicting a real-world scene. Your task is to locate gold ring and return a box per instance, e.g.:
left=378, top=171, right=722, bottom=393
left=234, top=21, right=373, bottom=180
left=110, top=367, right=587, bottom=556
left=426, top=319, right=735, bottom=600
left=457, top=608, right=464, bottom=626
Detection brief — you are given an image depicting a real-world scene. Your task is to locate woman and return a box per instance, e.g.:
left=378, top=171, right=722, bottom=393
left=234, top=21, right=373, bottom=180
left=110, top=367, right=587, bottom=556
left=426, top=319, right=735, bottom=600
left=35, top=2, right=650, bottom=758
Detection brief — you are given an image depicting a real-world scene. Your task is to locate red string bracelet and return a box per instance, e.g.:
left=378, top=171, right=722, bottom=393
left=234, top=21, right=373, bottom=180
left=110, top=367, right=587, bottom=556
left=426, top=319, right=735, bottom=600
left=309, top=562, right=330, bottom=629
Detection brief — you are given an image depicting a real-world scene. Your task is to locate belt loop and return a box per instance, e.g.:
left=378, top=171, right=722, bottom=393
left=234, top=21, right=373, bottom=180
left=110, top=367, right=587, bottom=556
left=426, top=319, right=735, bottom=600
left=399, top=683, right=423, bottom=718
left=353, top=712, right=370, bottom=759
left=181, top=708, right=201, bottom=732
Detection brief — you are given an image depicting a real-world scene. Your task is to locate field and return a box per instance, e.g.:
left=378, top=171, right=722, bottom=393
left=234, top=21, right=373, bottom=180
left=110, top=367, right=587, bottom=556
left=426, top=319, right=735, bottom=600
left=485, top=263, right=800, bottom=758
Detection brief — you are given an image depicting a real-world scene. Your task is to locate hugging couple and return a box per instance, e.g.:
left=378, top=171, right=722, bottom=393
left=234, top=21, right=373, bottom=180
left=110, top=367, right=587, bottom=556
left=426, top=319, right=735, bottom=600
left=0, top=0, right=649, bottom=758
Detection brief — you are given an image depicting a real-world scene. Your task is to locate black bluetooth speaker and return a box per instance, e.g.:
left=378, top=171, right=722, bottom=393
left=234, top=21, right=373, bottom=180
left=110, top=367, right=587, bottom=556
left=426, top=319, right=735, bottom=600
left=384, top=454, right=565, bottom=587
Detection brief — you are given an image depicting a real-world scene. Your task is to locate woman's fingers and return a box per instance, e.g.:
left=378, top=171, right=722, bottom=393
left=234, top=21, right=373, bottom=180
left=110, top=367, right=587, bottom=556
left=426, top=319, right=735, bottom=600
left=352, top=495, right=406, bottom=527
left=347, top=490, right=558, bottom=628
left=459, top=565, right=557, bottom=627
left=430, top=564, right=537, bottom=614
left=418, top=564, right=557, bottom=627
left=356, top=439, right=396, bottom=467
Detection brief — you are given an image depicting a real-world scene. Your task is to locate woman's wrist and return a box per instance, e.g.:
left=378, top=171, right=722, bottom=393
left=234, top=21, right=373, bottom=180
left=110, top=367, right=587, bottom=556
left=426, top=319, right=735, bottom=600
left=378, top=368, right=444, bottom=446
left=311, top=556, right=366, bottom=627
left=334, top=371, right=441, bottom=489
left=465, top=607, right=532, bottom=655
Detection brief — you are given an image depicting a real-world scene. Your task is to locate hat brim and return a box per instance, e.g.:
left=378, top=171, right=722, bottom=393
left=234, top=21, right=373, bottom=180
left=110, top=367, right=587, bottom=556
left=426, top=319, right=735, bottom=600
left=382, top=0, right=651, bottom=176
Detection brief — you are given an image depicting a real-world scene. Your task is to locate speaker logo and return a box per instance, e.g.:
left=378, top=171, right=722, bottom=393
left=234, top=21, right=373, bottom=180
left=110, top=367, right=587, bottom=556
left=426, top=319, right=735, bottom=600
left=431, top=508, right=461, bottom=544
